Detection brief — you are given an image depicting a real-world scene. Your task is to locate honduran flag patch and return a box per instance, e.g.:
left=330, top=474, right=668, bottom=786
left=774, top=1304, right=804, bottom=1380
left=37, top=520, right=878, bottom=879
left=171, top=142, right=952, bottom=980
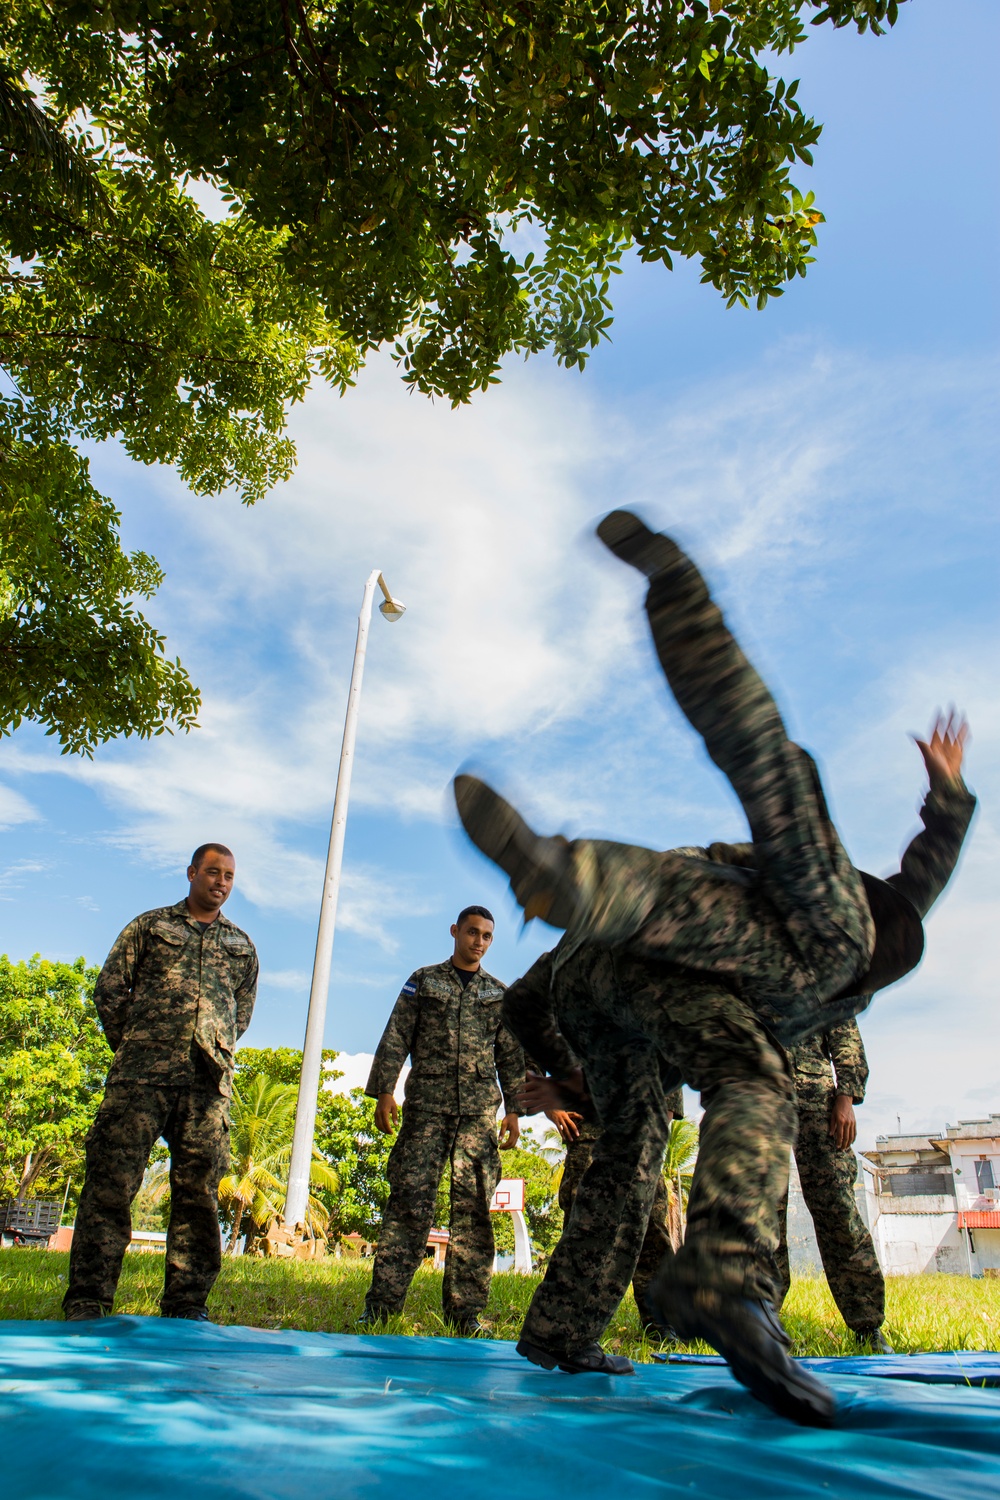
left=401, top=980, right=418, bottom=996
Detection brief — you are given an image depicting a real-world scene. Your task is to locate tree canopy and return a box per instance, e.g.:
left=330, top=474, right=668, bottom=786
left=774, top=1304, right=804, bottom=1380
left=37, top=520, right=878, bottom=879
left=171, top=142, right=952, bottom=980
left=0, top=953, right=110, bottom=1202
left=233, top=1045, right=394, bottom=1241
left=0, top=0, right=908, bottom=751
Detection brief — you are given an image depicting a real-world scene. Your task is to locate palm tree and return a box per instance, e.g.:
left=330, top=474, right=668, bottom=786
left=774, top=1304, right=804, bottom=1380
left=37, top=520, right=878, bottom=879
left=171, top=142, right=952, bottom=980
left=218, top=1074, right=339, bottom=1254
left=0, top=67, right=106, bottom=215
left=662, top=1117, right=699, bottom=1249
left=131, top=1159, right=171, bottom=1231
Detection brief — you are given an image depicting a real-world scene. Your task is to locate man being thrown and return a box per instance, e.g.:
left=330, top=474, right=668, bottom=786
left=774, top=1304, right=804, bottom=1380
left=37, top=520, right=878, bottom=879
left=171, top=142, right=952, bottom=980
left=455, top=512, right=974, bottom=1425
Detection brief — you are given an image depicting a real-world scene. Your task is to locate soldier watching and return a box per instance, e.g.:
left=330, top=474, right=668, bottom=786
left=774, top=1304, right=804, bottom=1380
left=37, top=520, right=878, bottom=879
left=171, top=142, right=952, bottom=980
left=359, top=906, right=524, bottom=1334
left=775, top=1018, right=890, bottom=1351
left=62, top=844, right=258, bottom=1322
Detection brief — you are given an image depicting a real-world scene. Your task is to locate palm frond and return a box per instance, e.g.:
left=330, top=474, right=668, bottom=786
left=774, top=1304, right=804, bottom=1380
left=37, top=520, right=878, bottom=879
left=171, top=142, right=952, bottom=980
left=0, top=67, right=107, bottom=216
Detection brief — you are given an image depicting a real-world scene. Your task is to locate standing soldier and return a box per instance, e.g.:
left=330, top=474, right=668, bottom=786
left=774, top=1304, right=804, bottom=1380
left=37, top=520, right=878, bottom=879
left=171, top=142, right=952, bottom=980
left=360, top=906, right=524, bottom=1333
left=776, top=1018, right=890, bottom=1351
left=63, top=844, right=258, bottom=1322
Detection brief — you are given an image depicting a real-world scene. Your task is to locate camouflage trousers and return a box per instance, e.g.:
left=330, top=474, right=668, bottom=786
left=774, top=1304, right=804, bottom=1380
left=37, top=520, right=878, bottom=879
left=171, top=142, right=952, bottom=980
left=775, top=1083, right=885, bottom=1331
left=557, top=540, right=874, bottom=1046
left=521, top=947, right=794, bottom=1350
left=559, top=1119, right=673, bottom=1313
left=559, top=1081, right=684, bottom=1313
left=64, top=1078, right=230, bottom=1314
left=521, top=1008, right=674, bottom=1352
left=366, top=1108, right=501, bottom=1322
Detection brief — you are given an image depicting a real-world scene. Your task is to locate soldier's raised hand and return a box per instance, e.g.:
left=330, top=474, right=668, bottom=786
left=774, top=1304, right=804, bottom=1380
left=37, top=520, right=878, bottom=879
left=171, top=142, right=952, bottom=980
left=913, top=710, right=969, bottom=789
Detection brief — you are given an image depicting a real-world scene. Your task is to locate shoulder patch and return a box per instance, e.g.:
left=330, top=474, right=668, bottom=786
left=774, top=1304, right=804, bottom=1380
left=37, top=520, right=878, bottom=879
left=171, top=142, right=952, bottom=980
left=401, top=981, right=418, bottom=996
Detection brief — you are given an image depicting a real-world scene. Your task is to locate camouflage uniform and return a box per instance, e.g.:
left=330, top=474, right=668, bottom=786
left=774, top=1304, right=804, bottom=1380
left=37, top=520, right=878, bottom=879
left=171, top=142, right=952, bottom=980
left=558, top=1085, right=684, bottom=1315
left=506, top=945, right=794, bottom=1350
left=500, top=538, right=974, bottom=1349
left=364, top=960, right=524, bottom=1323
left=547, top=546, right=973, bottom=1047
left=775, top=1020, right=884, bottom=1332
left=65, top=901, right=258, bottom=1315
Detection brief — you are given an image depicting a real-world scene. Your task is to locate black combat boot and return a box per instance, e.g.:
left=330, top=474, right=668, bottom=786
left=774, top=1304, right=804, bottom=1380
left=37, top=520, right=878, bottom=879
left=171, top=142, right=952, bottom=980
left=596, top=510, right=695, bottom=584
left=854, top=1325, right=893, bottom=1354
left=64, top=1299, right=112, bottom=1321
left=355, top=1303, right=393, bottom=1328
left=453, top=775, right=576, bottom=925
left=648, top=1280, right=836, bottom=1428
left=517, top=1337, right=634, bottom=1376
left=161, top=1305, right=210, bottom=1321
left=449, top=1316, right=487, bottom=1336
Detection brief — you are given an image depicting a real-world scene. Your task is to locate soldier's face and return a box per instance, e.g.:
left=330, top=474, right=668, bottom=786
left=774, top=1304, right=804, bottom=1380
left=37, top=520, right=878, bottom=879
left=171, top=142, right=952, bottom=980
left=187, top=851, right=236, bottom=911
left=451, top=916, right=494, bottom=969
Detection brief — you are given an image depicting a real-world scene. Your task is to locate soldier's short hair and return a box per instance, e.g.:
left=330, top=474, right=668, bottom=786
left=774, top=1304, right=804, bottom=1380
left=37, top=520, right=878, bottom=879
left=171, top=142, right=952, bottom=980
left=190, top=842, right=235, bottom=870
left=456, top=904, right=494, bottom=928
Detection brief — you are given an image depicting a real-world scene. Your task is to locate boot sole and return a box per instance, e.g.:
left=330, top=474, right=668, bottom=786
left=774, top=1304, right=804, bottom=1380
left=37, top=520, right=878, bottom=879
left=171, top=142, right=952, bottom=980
left=454, top=775, right=534, bottom=875
left=596, top=511, right=677, bottom=578
left=517, top=1339, right=634, bottom=1376
left=648, top=1284, right=835, bottom=1428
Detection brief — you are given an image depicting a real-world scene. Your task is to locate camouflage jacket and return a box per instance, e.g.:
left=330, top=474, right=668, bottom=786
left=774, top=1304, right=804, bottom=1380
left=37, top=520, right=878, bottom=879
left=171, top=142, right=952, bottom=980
left=883, top=777, right=977, bottom=919
left=686, top=776, right=975, bottom=925
left=365, top=959, right=525, bottom=1116
left=93, top=900, right=259, bottom=1096
left=788, top=1018, right=868, bottom=1103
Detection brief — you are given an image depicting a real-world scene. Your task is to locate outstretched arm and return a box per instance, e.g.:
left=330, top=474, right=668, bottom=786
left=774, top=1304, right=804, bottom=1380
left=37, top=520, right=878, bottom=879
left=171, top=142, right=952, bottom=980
left=888, top=712, right=976, bottom=918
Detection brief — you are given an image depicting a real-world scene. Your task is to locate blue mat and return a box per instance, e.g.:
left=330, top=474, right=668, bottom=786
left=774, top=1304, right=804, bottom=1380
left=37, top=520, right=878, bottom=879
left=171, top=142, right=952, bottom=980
left=2, top=1318, right=998, bottom=1499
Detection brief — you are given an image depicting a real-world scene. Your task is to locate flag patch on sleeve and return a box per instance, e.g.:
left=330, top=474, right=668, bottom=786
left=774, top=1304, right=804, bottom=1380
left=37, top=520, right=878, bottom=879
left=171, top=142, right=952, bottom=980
left=401, top=980, right=418, bottom=996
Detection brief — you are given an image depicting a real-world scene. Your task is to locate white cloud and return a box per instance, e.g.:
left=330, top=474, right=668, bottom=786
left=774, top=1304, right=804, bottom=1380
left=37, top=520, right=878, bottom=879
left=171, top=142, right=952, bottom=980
left=323, top=1050, right=410, bottom=1101
left=5, top=340, right=998, bottom=1138
left=0, top=784, right=39, bottom=830
left=0, top=858, right=50, bottom=891
left=261, top=968, right=311, bottom=991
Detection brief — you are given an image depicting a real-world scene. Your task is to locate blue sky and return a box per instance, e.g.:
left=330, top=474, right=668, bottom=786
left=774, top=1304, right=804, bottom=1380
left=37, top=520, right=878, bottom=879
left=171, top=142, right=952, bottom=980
left=1, top=1, right=997, bottom=1147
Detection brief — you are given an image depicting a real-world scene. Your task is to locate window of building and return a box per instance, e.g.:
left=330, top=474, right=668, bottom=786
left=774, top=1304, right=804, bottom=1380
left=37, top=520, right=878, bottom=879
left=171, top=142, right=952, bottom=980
left=975, top=1159, right=996, bottom=1192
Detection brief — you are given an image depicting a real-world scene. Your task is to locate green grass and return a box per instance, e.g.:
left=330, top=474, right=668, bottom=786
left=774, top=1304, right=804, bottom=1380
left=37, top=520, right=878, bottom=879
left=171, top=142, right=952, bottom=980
left=2, top=1249, right=999, bottom=1362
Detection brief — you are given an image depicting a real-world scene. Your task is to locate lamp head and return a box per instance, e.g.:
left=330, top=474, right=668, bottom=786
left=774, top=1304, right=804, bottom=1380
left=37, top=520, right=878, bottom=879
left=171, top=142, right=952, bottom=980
left=379, top=597, right=406, bottom=623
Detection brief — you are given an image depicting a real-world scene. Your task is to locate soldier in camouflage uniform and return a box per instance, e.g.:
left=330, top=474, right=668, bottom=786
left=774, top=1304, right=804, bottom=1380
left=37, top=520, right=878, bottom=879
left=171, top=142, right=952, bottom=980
left=361, top=907, right=524, bottom=1332
left=554, top=1083, right=684, bottom=1322
left=507, top=943, right=794, bottom=1380
left=776, top=1017, right=888, bottom=1348
left=458, top=512, right=975, bottom=1423
left=63, top=844, right=258, bottom=1322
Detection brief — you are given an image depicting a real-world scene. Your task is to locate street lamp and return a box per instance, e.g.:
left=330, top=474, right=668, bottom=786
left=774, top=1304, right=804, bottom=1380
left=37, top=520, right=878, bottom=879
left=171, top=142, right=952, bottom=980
left=283, top=570, right=405, bottom=1229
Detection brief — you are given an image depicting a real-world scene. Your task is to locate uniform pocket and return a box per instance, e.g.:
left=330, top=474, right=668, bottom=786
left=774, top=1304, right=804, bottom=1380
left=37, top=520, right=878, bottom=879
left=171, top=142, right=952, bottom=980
left=150, top=921, right=185, bottom=946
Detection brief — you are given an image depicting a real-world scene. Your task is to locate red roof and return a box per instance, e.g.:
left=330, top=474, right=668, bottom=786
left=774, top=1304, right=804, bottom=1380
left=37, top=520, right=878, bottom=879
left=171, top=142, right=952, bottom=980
left=958, top=1211, right=1000, bottom=1229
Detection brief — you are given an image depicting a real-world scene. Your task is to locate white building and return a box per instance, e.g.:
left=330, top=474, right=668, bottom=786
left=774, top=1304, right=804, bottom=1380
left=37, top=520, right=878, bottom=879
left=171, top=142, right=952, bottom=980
left=860, top=1113, right=1000, bottom=1276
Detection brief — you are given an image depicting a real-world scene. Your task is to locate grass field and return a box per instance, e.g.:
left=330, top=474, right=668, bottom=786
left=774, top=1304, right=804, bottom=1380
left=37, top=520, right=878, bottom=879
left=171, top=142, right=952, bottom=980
left=3, top=1248, right=1000, bottom=1362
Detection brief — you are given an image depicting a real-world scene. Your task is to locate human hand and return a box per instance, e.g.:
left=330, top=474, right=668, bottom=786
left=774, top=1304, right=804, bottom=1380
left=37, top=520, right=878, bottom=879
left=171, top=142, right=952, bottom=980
left=374, top=1093, right=400, bottom=1134
left=499, top=1112, right=520, bottom=1150
left=828, top=1093, right=857, bottom=1150
left=546, top=1109, right=584, bottom=1143
left=519, top=1068, right=586, bottom=1115
left=913, top=710, right=969, bottom=790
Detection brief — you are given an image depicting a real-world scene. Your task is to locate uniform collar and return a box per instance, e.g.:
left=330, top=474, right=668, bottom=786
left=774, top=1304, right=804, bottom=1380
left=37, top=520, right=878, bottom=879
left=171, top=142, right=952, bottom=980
left=446, top=958, right=485, bottom=985
left=170, top=897, right=233, bottom=932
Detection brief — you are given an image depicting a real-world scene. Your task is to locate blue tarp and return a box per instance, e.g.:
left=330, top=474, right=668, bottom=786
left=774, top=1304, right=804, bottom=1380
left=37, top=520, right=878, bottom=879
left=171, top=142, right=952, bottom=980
left=2, top=1318, right=998, bottom=1499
